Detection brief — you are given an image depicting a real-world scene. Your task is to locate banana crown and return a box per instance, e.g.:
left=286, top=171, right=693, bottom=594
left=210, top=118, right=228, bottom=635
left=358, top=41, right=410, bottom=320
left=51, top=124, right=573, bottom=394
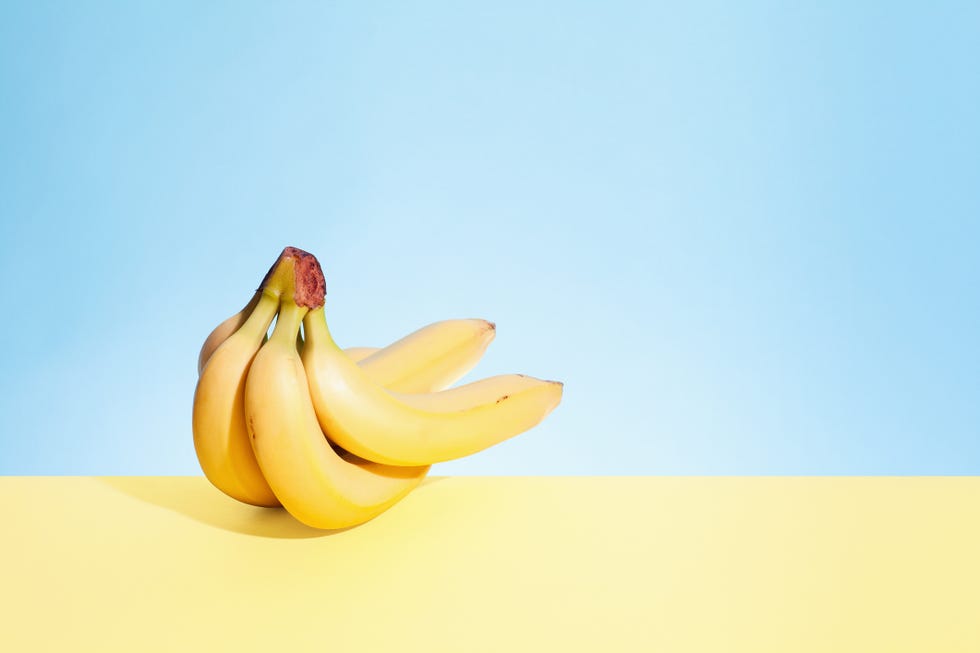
left=259, top=247, right=326, bottom=308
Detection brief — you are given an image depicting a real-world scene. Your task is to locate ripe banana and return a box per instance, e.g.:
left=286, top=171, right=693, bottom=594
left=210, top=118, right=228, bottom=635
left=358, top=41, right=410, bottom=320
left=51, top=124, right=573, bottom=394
left=355, top=319, right=495, bottom=392
left=192, top=251, right=317, bottom=507
left=246, top=298, right=429, bottom=529
left=302, top=306, right=563, bottom=467
left=193, top=291, right=280, bottom=506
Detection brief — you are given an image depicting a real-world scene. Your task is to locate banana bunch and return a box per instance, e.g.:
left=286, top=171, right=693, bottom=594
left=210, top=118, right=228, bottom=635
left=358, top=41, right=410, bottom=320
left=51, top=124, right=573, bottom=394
left=192, top=247, right=563, bottom=529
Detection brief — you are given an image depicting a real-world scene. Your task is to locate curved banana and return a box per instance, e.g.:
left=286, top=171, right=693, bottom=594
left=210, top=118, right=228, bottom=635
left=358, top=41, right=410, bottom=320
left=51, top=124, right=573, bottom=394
left=246, top=299, right=429, bottom=529
left=197, top=292, right=261, bottom=374
left=356, top=319, right=495, bottom=392
left=192, top=291, right=280, bottom=506
left=302, top=306, right=563, bottom=467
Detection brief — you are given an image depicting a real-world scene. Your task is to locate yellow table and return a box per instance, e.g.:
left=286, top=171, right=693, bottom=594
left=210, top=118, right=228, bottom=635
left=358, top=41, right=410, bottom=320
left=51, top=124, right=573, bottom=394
left=2, top=477, right=978, bottom=651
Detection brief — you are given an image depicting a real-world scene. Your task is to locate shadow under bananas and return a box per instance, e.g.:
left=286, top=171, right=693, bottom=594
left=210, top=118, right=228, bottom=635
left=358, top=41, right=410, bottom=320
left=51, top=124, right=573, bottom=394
left=97, top=476, right=449, bottom=539
left=99, top=476, right=329, bottom=539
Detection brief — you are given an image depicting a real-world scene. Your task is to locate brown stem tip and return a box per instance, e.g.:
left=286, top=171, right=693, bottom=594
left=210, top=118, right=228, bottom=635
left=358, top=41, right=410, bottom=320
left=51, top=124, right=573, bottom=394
left=259, top=246, right=327, bottom=308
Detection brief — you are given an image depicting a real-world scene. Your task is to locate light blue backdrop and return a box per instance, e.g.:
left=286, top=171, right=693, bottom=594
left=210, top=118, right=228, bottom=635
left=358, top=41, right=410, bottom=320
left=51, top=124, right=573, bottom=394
left=1, top=1, right=977, bottom=475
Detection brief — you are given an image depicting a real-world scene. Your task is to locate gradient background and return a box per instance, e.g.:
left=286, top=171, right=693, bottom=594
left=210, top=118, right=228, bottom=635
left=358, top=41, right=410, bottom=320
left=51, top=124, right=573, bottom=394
left=1, top=1, right=977, bottom=475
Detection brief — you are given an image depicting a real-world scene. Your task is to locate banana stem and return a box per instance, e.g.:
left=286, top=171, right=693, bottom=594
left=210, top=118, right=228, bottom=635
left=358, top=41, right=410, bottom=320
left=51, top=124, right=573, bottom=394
left=241, top=293, right=281, bottom=344
left=235, top=291, right=262, bottom=321
left=302, top=307, right=340, bottom=351
left=273, top=301, right=308, bottom=344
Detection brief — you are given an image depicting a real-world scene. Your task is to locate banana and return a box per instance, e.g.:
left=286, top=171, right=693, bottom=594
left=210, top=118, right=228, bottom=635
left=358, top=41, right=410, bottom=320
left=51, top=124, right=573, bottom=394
left=302, top=306, right=563, bottom=467
left=355, top=319, right=495, bottom=392
left=197, top=292, right=261, bottom=374
left=246, top=297, right=429, bottom=529
left=192, top=291, right=280, bottom=506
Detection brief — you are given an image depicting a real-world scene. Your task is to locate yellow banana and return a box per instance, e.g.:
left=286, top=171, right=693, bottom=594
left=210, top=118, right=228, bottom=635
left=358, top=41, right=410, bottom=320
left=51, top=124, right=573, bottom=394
left=302, top=306, right=563, bottom=467
left=192, top=291, right=280, bottom=506
left=192, top=250, right=313, bottom=507
left=355, top=319, right=495, bottom=392
left=246, top=297, right=429, bottom=529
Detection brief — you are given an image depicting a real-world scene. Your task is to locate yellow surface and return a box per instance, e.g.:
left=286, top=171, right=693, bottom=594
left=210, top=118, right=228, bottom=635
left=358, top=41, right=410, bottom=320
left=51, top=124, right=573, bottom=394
left=2, top=476, right=979, bottom=652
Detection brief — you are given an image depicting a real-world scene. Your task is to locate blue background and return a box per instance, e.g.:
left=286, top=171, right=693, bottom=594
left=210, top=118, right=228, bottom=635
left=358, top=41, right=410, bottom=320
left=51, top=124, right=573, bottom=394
left=1, top=1, right=977, bottom=475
